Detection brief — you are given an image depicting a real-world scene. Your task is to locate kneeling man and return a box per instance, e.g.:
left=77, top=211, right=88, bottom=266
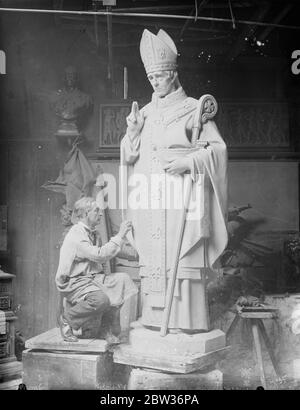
left=55, top=196, right=137, bottom=343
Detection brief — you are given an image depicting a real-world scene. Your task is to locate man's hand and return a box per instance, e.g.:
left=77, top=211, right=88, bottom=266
left=119, top=220, right=133, bottom=239
left=126, top=101, right=144, bottom=140
left=57, top=274, right=69, bottom=284
left=163, top=157, right=190, bottom=175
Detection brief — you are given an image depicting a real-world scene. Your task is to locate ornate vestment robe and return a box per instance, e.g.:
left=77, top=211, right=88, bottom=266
left=121, top=87, right=228, bottom=330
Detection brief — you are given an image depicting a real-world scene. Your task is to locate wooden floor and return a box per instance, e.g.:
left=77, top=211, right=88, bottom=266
left=25, top=327, right=108, bottom=353
left=0, top=377, right=23, bottom=390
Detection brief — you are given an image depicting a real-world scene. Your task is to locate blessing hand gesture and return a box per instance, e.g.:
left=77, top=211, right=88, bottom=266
left=126, top=101, right=145, bottom=140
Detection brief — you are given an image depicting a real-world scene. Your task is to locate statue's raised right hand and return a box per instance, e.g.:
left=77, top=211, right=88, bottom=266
left=126, top=101, right=144, bottom=140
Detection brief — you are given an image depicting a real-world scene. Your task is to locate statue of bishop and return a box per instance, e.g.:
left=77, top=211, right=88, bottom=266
left=120, top=29, right=228, bottom=334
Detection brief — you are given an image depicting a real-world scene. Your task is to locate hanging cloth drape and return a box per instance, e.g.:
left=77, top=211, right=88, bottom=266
left=42, top=144, right=96, bottom=210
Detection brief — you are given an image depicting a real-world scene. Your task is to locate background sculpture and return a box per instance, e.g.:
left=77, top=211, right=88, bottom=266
left=51, top=65, right=93, bottom=140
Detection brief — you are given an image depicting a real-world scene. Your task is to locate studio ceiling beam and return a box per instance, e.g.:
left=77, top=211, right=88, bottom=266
left=257, top=4, right=293, bottom=41
left=114, top=2, right=256, bottom=12
left=61, top=14, right=226, bottom=33
left=178, top=0, right=210, bottom=40
left=224, top=1, right=271, bottom=63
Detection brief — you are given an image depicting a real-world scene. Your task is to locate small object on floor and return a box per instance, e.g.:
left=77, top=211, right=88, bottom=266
left=58, top=314, right=78, bottom=342
left=18, top=383, right=27, bottom=390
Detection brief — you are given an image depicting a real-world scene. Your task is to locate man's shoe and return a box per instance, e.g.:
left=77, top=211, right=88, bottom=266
left=73, top=327, right=82, bottom=337
left=58, top=315, right=78, bottom=342
left=104, top=331, right=121, bottom=345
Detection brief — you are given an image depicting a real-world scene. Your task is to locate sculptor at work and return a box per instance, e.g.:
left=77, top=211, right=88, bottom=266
left=55, top=197, right=138, bottom=343
left=121, top=29, right=228, bottom=333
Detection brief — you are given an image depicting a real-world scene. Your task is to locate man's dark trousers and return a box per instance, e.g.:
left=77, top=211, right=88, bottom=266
left=64, top=290, right=111, bottom=330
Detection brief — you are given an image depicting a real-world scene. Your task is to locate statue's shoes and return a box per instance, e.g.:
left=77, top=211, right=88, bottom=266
left=168, top=329, right=184, bottom=334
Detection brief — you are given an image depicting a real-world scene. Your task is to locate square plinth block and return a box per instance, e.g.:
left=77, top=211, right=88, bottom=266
left=127, top=325, right=226, bottom=356
left=127, top=368, right=223, bottom=390
left=22, top=349, right=122, bottom=390
left=114, top=326, right=229, bottom=374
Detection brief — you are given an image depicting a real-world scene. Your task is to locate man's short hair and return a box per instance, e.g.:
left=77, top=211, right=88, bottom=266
left=72, top=196, right=96, bottom=222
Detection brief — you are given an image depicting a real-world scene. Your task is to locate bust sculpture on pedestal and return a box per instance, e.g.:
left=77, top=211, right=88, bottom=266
left=51, top=66, right=93, bottom=141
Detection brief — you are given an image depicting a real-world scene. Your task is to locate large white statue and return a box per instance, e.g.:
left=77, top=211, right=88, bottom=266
left=120, top=29, right=228, bottom=334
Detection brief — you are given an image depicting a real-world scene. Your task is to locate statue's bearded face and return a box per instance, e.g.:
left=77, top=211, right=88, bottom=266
left=147, top=70, right=177, bottom=97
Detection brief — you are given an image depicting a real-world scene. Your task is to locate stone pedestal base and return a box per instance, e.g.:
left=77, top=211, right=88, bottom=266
left=22, top=349, right=124, bottom=390
left=128, top=368, right=223, bottom=390
left=114, top=324, right=228, bottom=374
left=128, top=324, right=226, bottom=356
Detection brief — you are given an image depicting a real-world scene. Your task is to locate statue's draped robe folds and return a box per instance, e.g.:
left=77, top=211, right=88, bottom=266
left=121, top=87, right=228, bottom=331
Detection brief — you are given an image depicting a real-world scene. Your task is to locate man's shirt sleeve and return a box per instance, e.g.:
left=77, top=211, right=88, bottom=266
left=76, top=234, right=124, bottom=262
left=55, top=239, right=77, bottom=289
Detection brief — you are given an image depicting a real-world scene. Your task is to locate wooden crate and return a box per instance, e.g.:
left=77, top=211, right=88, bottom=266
left=22, top=349, right=126, bottom=390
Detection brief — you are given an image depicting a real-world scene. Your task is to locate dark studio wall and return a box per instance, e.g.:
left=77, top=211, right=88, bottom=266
left=0, top=5, right=299, bottom=339
left=0, top=10, right=110, bottom=337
